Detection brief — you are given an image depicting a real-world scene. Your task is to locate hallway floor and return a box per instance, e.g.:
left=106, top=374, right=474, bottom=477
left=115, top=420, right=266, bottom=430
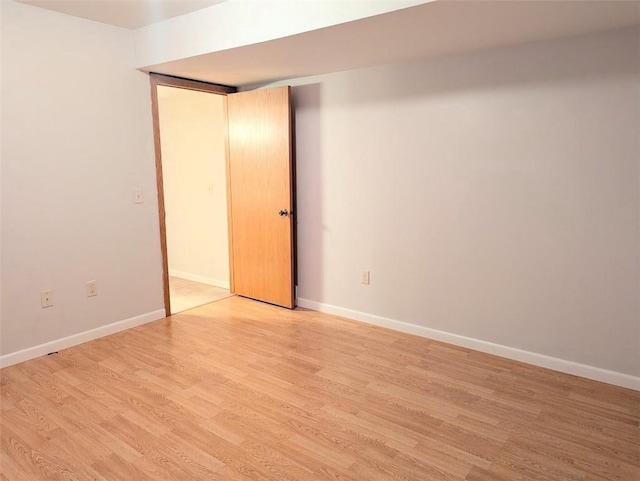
left=169, top=276, right=232, bottom=314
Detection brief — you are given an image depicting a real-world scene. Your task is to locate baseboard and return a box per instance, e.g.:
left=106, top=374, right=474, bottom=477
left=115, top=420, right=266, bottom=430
left=169, top=270, right=230, bottom=290
left=297, top=298, right=640, bottom=391
left=0, top=309, right=166, bottom=369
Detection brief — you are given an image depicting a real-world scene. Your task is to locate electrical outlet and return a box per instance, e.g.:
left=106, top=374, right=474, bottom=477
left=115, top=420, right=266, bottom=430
left=361, top=270, right=370, bottom=285
left=134, top=189, right=144, bottom=204
left=86, top=280, right=98, bottom=297
left=41, top=290, right=54, bottom=308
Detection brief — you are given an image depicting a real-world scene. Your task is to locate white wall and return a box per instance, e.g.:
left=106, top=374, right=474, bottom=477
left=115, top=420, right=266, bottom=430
left=272, top=27, right=639, bottom=380
left=1, top=1, right=163, bottom=360
left=158, top=86, right=229, bottom=288
left=2, top=0, right=638, bottom=387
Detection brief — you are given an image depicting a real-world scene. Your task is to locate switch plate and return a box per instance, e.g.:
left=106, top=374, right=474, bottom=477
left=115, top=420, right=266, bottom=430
left=86, top=280, right=98, bottom=297
left=41, top=290, right=54, bottom=308
left=361, top=270, right=370, bottom=285
left=134, top=189, right=144, bottom=204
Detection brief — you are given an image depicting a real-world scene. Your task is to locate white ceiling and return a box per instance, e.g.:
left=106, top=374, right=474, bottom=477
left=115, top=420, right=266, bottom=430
left=17, top=0, right=229, bottom=29
left=15, top=0, right=640, bottom=87
left=144, top=0, right=640, bottom=86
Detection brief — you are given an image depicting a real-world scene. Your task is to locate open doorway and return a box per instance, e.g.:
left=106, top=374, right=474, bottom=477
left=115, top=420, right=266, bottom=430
left=155, top=83, right=232, bottom=314
left=151, top=74, right=296, bottom=314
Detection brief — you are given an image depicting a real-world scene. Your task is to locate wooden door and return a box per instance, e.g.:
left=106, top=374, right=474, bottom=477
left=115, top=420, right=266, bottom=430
left=227, top=86, right=294, bottom=308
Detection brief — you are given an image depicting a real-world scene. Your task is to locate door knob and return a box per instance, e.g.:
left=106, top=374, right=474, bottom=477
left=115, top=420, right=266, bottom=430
left=278, top=209, right=289, bottom=217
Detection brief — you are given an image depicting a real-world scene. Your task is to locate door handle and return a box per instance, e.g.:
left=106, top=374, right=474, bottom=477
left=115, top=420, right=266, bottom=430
left=278, top=209, right=289, bottom=217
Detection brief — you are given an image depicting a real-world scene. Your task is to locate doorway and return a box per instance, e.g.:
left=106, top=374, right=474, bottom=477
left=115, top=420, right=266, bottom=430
left=156, top=85, right=231, bottom=313
left=151, top=75, right=236, bottom=315
left=150, top=74, right=296, bottom=315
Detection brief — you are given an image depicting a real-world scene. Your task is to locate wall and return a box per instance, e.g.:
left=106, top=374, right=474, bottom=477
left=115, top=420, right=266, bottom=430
left=1, top=1, right=637, bottom=389
left=1, top=1, right=164, bottom=362
left=157, top=86, right=229, bottom=288
left=269, top=27, right=639, bottom=384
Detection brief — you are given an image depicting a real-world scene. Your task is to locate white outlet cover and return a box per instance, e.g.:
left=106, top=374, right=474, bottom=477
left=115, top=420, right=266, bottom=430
left=41, top=290, right=54, bottom=308
left=86, top=281, right=98, bottom=297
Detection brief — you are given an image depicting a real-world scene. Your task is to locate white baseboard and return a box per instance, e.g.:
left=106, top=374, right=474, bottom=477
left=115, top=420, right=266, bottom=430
left=0, top=309, right=166, bottom=369
left=297, top=298, right=640, bottom=391
left=169, top=270, right=230, bottom=290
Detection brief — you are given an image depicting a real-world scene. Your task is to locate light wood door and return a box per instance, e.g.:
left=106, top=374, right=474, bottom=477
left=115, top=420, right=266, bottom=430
left=227, top=86, right=294, bottom=308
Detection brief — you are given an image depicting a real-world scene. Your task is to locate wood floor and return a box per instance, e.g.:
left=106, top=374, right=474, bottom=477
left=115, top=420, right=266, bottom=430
left=1, top=297, right=638, bottom=481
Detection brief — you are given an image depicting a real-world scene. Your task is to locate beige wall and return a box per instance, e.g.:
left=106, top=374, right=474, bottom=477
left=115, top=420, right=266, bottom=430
left=1, top=1, right=163, bottom=358
left=157, top=86, right=229, bottom=288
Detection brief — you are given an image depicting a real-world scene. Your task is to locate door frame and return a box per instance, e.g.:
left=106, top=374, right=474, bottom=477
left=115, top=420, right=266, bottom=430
left=149, top=73, right=236, bottom=316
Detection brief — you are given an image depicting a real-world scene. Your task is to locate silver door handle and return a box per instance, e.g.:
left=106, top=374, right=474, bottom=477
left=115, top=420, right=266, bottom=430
left=278, top=209, right=288, bottom=217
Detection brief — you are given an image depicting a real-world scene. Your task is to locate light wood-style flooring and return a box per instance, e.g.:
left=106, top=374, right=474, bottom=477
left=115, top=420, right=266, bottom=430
left=1, top=296, right=638, bottom=480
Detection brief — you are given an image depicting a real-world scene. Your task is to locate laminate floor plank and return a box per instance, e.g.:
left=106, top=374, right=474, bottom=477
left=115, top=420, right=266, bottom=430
left=1, top=296, right=638, bottom=480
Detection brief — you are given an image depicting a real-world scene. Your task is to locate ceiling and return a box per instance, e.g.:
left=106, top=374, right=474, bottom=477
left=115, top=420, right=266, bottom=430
left=144, top=0, right=640, bottom=86
left=17, top=0, right=229, bottom=29
left=15, top=0, right=640, bottom=87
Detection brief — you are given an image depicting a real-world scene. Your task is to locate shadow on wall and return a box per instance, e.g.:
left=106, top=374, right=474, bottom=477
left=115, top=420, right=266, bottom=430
left=291, top=83, right=323, bottom=305
left=330, top=25, right=639, bottom=107
left=241, top=27, right=640, bottom=378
